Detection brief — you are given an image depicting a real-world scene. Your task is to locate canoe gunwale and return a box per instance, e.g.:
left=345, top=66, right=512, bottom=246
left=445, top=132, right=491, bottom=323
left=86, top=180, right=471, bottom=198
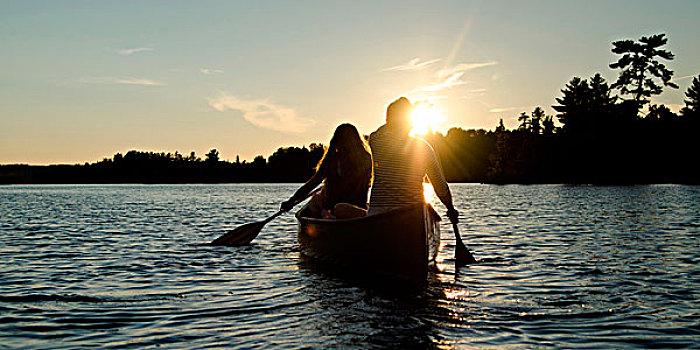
left=294, top=202, right=437, bottom=224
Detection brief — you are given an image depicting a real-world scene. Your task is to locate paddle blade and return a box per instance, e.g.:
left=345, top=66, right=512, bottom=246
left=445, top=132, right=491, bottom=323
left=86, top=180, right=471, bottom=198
left=210, top=221, right=266, bottom=246
left=453, top=224, right=478, bottom=267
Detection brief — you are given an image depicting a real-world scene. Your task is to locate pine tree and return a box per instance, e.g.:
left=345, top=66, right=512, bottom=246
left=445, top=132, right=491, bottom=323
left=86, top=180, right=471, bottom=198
left=542, top=116, right=555, bottom=135
left=589, top=73, right=617, bottom=107
left=531, top=107, right=545, bottom=134
left=554, top=74, right=616, bottom=132
left=517, top=112, right=530, bottom=131
left=553, top=77, right=590, bottom=132
left=495, top=118, right=506, bottom=133
left=609, top=33, right=678, bottom=105
left=682, top=75, right=700, bottom=114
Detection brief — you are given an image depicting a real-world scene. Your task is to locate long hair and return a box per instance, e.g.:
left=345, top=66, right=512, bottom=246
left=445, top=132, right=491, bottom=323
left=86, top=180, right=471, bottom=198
left=317, top=123, right=372, bottom=186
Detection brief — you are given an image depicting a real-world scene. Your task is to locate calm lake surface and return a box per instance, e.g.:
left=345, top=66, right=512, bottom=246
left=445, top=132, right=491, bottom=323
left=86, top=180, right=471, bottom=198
left=0, top=184, right=698, bottom=349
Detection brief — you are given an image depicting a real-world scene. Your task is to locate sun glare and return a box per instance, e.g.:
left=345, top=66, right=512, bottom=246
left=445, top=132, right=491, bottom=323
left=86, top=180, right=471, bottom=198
left=423, top=182, right=437, bottom=204
left=411, top=103, right=445, bottom=136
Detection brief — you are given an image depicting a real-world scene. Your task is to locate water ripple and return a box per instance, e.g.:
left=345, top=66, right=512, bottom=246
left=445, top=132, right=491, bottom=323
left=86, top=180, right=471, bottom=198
left=1, top=184, right=698, bottom=349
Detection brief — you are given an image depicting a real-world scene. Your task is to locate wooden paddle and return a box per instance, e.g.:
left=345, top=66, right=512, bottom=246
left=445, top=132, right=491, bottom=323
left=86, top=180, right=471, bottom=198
left=210, top=187, right=320, bottom=246
left=451, top=221, right=477, bottom=266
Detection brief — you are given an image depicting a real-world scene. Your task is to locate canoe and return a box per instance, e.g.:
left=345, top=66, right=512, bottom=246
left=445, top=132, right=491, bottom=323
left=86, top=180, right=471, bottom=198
left=296, top=203, right=441, bottom=284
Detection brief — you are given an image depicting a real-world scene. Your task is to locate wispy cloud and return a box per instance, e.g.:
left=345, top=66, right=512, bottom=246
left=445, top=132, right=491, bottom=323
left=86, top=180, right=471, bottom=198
left=117, top=47, right=153, bottom=56
left=437, top=61, right=498, bottom=78
left=670, top=74, right=697, bottom=82
left=78, top=76, right=165, bottom=86
left=408, top=60, right=497, bottom=94
left=114, top=78, right=165, bottom=86
left=489, top=105, right=533, bottom=113
left=200, top=68, right=224, bottom=75
left=413, top=72, right=466, bottom=92
left=383, top=57, right=442, bottom=71
left=208, top=93, right=314, bottom=133
left=461, top=88, right=487, bottom=99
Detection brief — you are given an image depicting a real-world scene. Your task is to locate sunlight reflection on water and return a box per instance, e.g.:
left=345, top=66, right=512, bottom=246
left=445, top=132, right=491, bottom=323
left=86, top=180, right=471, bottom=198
left=0, top=184, right=698, bottom=349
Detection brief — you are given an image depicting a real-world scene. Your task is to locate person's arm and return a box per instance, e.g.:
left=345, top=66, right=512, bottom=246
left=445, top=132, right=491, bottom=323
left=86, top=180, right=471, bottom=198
left=281, top=171, right=323, bottom=212
left=424, top=143, right=459, bottom=223
left=281, top=167, right=325, bottom=212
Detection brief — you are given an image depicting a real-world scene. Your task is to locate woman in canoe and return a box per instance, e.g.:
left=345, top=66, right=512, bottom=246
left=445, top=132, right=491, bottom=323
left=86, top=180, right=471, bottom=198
left=281, top=123, right=372, bottom=219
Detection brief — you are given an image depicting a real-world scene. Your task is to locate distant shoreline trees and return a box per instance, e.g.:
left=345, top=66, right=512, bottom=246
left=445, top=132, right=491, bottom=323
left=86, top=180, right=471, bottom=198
left=478, top=34, right=697, bottom=184
left=1, top=34, right=697, bottom=185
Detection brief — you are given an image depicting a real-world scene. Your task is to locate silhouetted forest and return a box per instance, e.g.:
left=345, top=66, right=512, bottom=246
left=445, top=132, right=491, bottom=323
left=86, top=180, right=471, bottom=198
left=1, top=34, right=698, bottom=185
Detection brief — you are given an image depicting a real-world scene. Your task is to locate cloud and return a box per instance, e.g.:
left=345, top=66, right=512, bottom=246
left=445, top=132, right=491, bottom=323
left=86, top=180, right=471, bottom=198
left=383, top=57, right=442, bottom=71
left=670, top=74, right=697, bottom=82
left=408, top=60, right=497, bottom=94
left=114, top=78, right=165, bottom=86
left=437, top=61, right=498, bottom=78
left=117, top=47, right=153, bottom=56
left=489, top=105, right=533, bottom=113
left=78, top=76, right=165, bottom=86
left=461, top=88, right=487, bottom=99
left=208, top=93, right=314, bottom=133
left=200, top=68, right=224, bottom=75
left=413, top=72, right=466, bottom=92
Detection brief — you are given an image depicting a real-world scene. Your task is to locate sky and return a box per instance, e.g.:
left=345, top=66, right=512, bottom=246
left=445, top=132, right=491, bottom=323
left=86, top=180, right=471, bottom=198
left=1, top=0, right=699, bottom=165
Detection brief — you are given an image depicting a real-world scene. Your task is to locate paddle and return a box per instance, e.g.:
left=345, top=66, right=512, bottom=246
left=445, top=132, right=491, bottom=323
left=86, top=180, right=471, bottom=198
left=451, top=221, right=477, bottom=266
left=210, top=187, right=320, bottom=246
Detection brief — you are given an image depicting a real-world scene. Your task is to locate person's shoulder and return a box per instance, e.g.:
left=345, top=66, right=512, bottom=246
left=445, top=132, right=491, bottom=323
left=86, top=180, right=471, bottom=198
left=408, top=135, right=435, bottom=152
left=369, top=125, right=387, bottom=139
left=369, top=125, right=390, bottom=146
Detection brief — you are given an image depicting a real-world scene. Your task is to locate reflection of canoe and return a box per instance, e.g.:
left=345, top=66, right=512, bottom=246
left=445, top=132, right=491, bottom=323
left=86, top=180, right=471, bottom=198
left=296, top=203, right=440, bottom=284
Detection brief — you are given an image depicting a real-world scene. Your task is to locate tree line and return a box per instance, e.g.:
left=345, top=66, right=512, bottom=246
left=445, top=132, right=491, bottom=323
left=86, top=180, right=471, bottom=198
left=470, top=33, right=699, bottom=184
left=1, top=33, right=698, bottom=185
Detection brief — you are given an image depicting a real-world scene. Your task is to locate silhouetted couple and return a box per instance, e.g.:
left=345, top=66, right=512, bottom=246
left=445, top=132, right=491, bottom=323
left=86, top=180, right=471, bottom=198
left=281, top=97, right=458, bottom=223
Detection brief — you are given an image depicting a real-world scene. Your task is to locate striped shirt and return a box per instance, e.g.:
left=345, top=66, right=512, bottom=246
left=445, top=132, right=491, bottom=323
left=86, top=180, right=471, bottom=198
left=368, top=125, right=451, bottom=212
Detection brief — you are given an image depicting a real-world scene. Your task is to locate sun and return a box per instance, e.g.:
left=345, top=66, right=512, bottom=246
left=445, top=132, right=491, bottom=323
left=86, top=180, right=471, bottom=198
left=410, top=103, right=445, bottom=136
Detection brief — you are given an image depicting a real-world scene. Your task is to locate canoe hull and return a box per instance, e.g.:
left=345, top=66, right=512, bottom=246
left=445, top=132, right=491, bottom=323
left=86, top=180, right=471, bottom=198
left=296, top=203, right=440, bottom=284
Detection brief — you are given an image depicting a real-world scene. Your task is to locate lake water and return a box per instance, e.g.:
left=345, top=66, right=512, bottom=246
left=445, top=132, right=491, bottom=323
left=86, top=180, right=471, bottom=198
left=0, top=184, right=698, bottom=349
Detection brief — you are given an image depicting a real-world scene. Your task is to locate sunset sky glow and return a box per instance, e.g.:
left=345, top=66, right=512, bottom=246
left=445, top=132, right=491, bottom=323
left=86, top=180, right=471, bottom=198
left=1, top=1, right=699, bottom=164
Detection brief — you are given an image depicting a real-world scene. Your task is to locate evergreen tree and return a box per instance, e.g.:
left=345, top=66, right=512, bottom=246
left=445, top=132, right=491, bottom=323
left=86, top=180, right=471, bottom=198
left=531, top=107, right=545, bottom=134
left=542, top=116, right=555, bottom=135
left=205, top=149, right=220, bottom=164
left=589, top=73, right=617, bottom=107
left=552, top=77, right=590, bottom=132
left=517, top=112, right=530, bottom=131
left=553, top=74, right=616, bottom=132
left=646, top=104, right=676, bottom=122
left=681, top=74, right=700, bottom=118
left=495, top=118, right=506, bottom=133
left=609, top=33, right=678, bottom=105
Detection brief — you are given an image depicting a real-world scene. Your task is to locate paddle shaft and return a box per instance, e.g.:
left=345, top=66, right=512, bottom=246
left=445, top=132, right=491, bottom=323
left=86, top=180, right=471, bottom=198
left=210, top=186, right=322, bottom=246
left=259, top=185, right=323, bottom=224
left=255, top=185, right=323, bottom=226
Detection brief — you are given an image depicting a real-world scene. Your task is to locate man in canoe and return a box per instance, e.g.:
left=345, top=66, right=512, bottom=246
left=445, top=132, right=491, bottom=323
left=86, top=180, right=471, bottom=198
left=368, top=97, right=459, bottom=224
